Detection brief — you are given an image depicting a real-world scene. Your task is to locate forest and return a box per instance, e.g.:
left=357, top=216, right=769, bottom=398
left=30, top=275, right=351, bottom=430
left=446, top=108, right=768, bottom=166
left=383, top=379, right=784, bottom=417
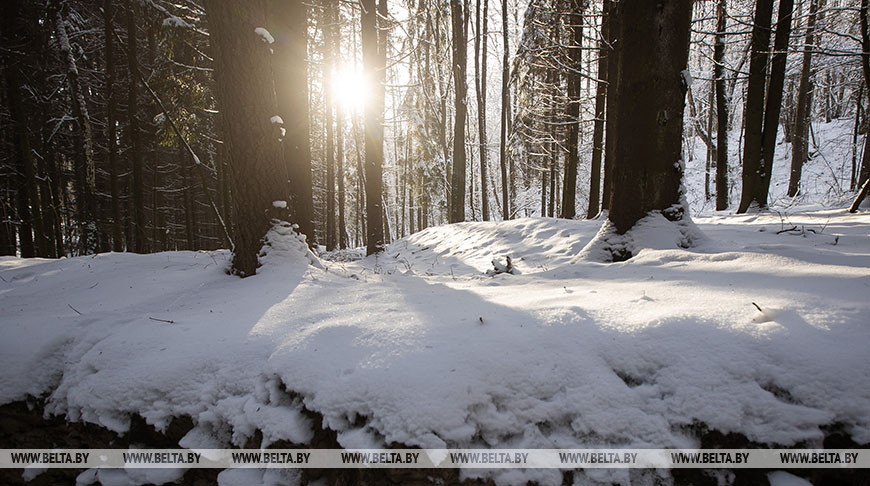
left=2, top=0, right=869, bottom=275
left=2, top=1, right=870, bottom=485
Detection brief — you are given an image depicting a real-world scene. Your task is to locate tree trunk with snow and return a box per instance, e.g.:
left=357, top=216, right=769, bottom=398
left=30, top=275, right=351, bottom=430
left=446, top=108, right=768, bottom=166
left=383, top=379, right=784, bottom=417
left=204, top=0, right=290, bottom=276
left=606, top=0, right=692, bottom=234
left=270, top=0, right=315, bottom=248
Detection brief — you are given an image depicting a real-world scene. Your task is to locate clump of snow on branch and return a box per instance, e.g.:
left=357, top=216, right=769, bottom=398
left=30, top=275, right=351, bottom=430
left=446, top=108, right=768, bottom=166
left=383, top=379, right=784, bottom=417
left=162, top=16, right=191, bottom=29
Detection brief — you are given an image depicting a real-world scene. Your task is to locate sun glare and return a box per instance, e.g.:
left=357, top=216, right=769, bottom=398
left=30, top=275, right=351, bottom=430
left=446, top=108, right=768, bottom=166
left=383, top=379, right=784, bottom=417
left=331, top=66, right=368, bottom=113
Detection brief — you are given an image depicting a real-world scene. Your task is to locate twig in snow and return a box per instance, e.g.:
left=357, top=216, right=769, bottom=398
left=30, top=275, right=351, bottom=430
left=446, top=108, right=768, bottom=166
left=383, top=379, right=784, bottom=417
left=149, top=316, right=175, bottom=324
left=751, top=302, right=763, bottom=313
left=68, top=304, right=82, bottom=315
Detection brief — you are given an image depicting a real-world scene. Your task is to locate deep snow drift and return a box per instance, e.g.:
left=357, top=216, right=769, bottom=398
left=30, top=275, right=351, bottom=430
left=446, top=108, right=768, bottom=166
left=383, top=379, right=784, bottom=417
left=1, top=205, right=869, bottom=485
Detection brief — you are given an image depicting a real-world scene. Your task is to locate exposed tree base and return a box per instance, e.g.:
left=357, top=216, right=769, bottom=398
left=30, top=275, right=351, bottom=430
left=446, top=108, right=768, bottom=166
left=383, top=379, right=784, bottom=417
left=848, top=178, right=870, bottom=213
left=576, top=210, right=705, bottom=264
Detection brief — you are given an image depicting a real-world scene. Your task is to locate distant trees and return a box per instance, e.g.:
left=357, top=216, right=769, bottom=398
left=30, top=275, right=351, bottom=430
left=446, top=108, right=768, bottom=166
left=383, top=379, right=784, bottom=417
left=3, top=0, right=870, bottom=262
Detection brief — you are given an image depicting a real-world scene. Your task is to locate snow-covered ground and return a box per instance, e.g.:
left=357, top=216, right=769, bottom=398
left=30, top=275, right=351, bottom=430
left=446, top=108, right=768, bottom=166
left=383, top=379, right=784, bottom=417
left=1, top=205, right=869, bottom=485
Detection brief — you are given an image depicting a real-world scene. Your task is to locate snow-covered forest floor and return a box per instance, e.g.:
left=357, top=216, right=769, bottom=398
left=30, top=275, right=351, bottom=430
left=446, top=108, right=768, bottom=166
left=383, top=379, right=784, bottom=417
left=1, top=121, right=869, bottom=486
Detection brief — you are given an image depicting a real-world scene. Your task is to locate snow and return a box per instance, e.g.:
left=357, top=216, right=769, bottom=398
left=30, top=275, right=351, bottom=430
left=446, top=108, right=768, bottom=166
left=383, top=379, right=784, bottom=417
left=1, top=207, right=869, bottom=484
left=270, top=115, right=284, bottom=125
left=272, top=200, right=288, bottom=209
left=681, top=69, right=693, bottom=89
left=162, top=16, right=191, bottom=29
left=254, top=27, right=274, bottom=45
left=768, top=471, right=814, bottom=486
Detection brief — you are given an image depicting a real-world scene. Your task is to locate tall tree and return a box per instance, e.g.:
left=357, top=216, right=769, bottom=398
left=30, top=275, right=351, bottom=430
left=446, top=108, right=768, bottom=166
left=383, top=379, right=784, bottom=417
left=601, top=0, right=622, bottom=211
left=362, top=0, right=387, bottom=254
left=498, top=0, right=510, bottom=220
left=125, top=0, right=147, bottom=252
left=204, top=0, right=291, bottom=276
left=789, top=0, right=819, bottom=198
left=325, top=1, right=338, bottom=249
left=271, top=0, right=315, bottom=247
left=475, top=0, right=490, bottom=221
left=714, top=0, right=729, bottom=210
left=607, top=0, right=692, bottom=236
left=57, top=1, right=98, bottom=254
left=756, top=0, right=795, bottom=205
left=104, top=0, right=123, bottom=251
left=737, top=0, right=775, bottom=213
left=449, top=0, right=469, bottom=223
left=587, top=0, right=609, bottom=219
left=560, top=0, right=583, bottom=219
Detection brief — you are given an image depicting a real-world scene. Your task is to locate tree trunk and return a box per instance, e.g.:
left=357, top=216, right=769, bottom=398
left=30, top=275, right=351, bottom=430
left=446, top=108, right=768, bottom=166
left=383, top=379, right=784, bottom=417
left=362, top=0, right=386, bottom=254
left=714, top=0, right=729, bottom=210
left=56, top=4, right=97, bottom=254
left=124, top=0, right=146, bottom=252
left=601, top=0, right=621, bottom=211
left=270, top=0, right=315, bottom=247
left=587, top=0, right=609, bottom=219
left=498, top=0, right=510, bottom=220
left=324, top=3, right=338, bottom=250
left=104, top=0, right=123, bottom=251
left=756, top=0, right=795, bottom=206
left=789, top=0, right=819, bottom=198
left=857, top=0, right=870, bottom=191
left=607, top=0, right=692, bottom=234
left=449, top=0, right=469, bottom=223
left=560, top=0, right=583, bottom=219
left=737, top=0, right=775, bottom=213
left=205, top=0, right=291, bottom=276
left=475, top=0, right=490, bottom=221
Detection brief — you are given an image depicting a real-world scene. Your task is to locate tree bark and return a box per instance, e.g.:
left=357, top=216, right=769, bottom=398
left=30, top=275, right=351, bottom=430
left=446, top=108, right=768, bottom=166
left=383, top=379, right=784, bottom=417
left=601, top=0, right=621, bottom=211
left=587, top=0, right=609, bottom=219
left=449, top=0, right=469, bottom=223
left=498, top=0, right=510, bottom=220
left=789, top=0, right=819, bottom=198
left=104, top=0, right=123, bottom=251
left=205, top=0, right=290, bottom=276
left=714, top=0, right=729, bottom=210
left=271, top=0, right=315, bottom=247
left=124, top=0, right=146, bottom=252
left=560, top=0, right=583, bottom=219
left=362, top=0, right=386, bottom=254
left=56, top=3, right=97, bottom=254
left=756, top=0, right=795, bottom=206
left=737, top=0, right=775, bottom=213
left=607, top=0, right=692, bottom=234
left=475, top=0, right=490, bottom=221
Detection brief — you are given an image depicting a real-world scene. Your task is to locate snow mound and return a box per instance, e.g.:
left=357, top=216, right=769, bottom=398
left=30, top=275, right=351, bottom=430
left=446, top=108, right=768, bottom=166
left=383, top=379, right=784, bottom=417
left=576, top=210, right=706, bottom=263
left=382, top=217, right=600, bottom=275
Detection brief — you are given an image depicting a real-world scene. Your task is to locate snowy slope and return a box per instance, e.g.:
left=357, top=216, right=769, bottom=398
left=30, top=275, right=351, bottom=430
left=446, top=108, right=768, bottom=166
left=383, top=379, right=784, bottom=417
left=1, top=208, right=869, bottom=485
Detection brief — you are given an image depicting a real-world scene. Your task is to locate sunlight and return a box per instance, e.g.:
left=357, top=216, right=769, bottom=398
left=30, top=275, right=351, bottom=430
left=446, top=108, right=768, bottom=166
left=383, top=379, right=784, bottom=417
left=331, top=65, right=367, bottom=113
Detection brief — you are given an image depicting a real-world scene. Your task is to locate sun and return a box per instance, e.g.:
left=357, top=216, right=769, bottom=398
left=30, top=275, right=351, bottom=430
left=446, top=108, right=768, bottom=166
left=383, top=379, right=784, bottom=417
left=331, top=65, right=368, bottom=113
